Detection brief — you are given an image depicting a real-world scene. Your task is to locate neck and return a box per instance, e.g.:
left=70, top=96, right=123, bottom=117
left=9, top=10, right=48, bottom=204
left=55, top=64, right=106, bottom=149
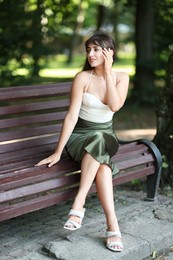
left=92, top=68, right=105, bottom=80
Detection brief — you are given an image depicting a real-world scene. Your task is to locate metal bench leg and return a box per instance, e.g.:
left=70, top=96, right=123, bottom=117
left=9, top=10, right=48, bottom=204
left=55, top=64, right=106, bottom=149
left=140, top=140, right=163, bottom=201
left=146, top=166, right=162, bottom=201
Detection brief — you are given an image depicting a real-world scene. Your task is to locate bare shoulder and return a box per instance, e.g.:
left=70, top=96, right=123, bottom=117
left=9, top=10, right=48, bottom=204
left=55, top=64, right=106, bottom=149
left=70, top=70, right=92, bottom=94
left=113, top=71, right=129, bottom=82
left=73, top=70, right=92, bottom=85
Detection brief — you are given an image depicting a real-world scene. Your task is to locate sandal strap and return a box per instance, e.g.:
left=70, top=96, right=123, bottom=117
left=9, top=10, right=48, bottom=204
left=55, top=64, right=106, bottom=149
left=64, top=219, right=81, bottom=229
left=106, top=231, right=122, bottom=238
left=107, top=241, right=123, bottom=248
left=68, top=208, right=85, bottom=220
left=107, top=241, right=123, bottom=252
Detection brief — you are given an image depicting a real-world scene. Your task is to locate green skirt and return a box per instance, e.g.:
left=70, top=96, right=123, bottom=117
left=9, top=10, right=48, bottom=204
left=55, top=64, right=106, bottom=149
left=65, top=118, right=119, bottom=175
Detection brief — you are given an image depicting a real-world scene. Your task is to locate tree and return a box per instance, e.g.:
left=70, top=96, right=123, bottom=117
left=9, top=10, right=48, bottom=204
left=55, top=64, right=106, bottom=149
left=154, top=49, right=173, bottom=187
left=0, top=0, right=51, bottom=85
left=66, top=0, right=85, bottom=64
left=0, top=0, right=100, bottom=84
left=129, top=0, right=155, bottom=105
left=0, top=0, right=27, bottom=85
left=127, top=0, right=173, bottom=105
left=154, top=0, right=173, bottom=83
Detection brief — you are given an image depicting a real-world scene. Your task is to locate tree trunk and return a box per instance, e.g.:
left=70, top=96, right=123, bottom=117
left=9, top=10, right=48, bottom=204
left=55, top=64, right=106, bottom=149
left=67, top=0, right=84, bottom=64
left=153, top=50, right=173, bottom=186
left=31, top=0, right=43, bottom=77
left=97, top=4, right=106, bottom=30
left=131, top=0, right=155, bottom=105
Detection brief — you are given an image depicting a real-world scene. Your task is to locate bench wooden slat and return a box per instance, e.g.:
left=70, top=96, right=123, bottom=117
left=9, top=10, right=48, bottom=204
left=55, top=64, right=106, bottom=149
left=113, top=165, right=155, bottom=185
left=0, top=158, right=79, bottom=183
left=0, top=136, right=57, bottom=155
left=0, top=144, right=55, bottom=163
left=0, top=154, right=76, bottom=176
left=0, top=99, right=70, bottom=116
left=0, top=83, right=72, bottom=101
left=0, top=111, right=66, bottom=129
left=0, top=125, right=61, bottom=143
left=0, top=168, right=78, bottom=191
left=0, top=174, right=80, bottom=203
left=116, top=153, right=154, bottom=169
left=0, top=188, right=78, bottom=222
left=115, top=146, right=149, bottom=161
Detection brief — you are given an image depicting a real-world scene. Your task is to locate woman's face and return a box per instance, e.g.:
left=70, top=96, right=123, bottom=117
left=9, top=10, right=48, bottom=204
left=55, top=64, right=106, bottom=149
left=86, top=43, right=105, bottom=67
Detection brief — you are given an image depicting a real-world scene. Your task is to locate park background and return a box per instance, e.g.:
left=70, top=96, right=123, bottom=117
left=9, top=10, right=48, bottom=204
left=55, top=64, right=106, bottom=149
left=0, top=0, right=173, bottom=194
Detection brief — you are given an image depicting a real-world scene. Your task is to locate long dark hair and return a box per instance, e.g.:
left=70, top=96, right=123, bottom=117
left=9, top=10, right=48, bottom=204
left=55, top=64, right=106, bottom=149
left=83, top=31, right=116, bottom=71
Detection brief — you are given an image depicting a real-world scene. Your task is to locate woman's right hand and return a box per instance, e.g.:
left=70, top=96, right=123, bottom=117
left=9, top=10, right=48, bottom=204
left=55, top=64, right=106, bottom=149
left=35, top=153, right=60, bottom=168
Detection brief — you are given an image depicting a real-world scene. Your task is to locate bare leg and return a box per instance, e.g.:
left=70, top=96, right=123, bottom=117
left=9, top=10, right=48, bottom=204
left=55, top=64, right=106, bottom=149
left=65, top=152, right=100, bottom=227
left=95, top=165, right=122, bottom=249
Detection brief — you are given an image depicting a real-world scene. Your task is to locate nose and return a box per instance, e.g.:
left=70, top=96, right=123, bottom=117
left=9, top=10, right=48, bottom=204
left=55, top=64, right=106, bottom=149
left=88, top=49, right=94, bottom=57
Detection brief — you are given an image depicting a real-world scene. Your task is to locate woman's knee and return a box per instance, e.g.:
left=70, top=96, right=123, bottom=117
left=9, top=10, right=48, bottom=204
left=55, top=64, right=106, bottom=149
left=95, top=164, right=112, bottom=184
left=81, top=152, right=101, bottom=170
left=98, top=164, right=112, bottom=176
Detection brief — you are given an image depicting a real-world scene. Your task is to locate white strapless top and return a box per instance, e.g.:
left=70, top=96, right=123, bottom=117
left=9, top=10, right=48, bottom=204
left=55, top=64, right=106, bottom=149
left=79, top=92, right=114, bottom=123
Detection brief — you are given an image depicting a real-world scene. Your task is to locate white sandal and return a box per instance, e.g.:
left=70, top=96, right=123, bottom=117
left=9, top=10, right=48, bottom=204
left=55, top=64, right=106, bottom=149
left=106, top=231, right=123, bottom=252
left=64, top=208, right=86, bottom=231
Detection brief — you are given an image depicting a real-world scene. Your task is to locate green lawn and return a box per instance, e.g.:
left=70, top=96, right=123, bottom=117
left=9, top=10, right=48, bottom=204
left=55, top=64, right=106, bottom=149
left=39, top=52, right=135, bottom=79
left=13, top=52, right=135, bottom=85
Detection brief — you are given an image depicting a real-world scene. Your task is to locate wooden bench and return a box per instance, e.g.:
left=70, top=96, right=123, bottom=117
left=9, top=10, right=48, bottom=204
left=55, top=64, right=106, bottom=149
left=0, top=82, right=162, bottom=222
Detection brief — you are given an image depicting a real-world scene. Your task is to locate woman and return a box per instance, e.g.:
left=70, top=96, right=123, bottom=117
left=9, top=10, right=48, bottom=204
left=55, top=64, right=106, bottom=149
left=36, top=31, right=129, bottom=252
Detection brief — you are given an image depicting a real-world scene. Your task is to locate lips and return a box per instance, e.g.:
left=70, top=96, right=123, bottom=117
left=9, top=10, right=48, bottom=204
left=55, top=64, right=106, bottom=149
left=89, top=59, right=96, bottom=63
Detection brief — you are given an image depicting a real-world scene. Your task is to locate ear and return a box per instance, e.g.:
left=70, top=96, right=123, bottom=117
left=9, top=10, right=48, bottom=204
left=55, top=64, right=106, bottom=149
left=109, top=49, right=116, bottom=62
left=110, top=49, right=114, bottom=56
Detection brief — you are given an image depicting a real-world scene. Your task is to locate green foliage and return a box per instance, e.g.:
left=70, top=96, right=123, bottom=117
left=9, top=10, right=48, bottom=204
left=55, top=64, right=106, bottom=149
left=155, top=0, right=173, bottom=75
left=1, top=0, right=172, bottom=91
left=0, top=0, right=135, bottom=86
left=162, top=155, right=169, bottom=169
left=0, top=0, right=54, bottom=85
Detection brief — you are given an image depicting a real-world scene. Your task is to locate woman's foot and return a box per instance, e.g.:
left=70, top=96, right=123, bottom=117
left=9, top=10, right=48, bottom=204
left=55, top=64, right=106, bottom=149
left=64, top=208, right=86, bottom=231
left=106, top=230, right=123, bottom=252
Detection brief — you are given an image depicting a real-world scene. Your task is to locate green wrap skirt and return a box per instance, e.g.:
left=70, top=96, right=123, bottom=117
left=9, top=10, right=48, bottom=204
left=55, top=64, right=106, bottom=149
left=65, top=118, right=119, bottom=175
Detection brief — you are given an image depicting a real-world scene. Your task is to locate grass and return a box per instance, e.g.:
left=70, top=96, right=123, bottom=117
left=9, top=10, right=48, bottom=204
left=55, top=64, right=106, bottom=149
left=13, top=51, right=135, bottom=83
left=39, top=52, right=135, bottom=79
left=114, top=104, right=156, bottom=130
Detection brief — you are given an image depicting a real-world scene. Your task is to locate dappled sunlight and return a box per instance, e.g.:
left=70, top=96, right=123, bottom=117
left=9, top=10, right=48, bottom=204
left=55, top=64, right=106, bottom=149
left=116, top=128, right=156, bottom=141
left=0, top=133, right=57, bottom=145
left=9, top=52, right=135, bottom=79
left=39, top=68, right=79, bottom=78
left=114, top=66, right=135, bottom=75
left=39, top=66, right=135, bottom=78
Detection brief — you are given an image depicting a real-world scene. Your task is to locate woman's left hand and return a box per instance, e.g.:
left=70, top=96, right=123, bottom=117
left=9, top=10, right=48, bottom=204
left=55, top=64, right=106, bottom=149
left=102, top=48, right=114, bottom=73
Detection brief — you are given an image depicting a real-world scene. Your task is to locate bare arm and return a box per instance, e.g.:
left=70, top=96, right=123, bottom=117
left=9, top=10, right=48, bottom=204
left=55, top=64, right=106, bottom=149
left=36, top=73, right=85, bottom=167
left=103, top=48, right=129, bottom=112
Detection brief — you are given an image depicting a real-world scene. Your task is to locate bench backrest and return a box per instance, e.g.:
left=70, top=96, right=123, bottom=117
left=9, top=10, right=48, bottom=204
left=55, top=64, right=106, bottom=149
left=0, top=83, right=72, bottom=167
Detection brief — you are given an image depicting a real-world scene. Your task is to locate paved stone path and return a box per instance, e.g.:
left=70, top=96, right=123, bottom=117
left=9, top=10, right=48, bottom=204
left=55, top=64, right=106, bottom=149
left=0, top=189, right=173, bottom=260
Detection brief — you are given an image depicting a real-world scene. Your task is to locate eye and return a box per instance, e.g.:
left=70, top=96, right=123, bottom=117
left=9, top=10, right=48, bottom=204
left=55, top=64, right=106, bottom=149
left=86, top=48, right=90, bottom=54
